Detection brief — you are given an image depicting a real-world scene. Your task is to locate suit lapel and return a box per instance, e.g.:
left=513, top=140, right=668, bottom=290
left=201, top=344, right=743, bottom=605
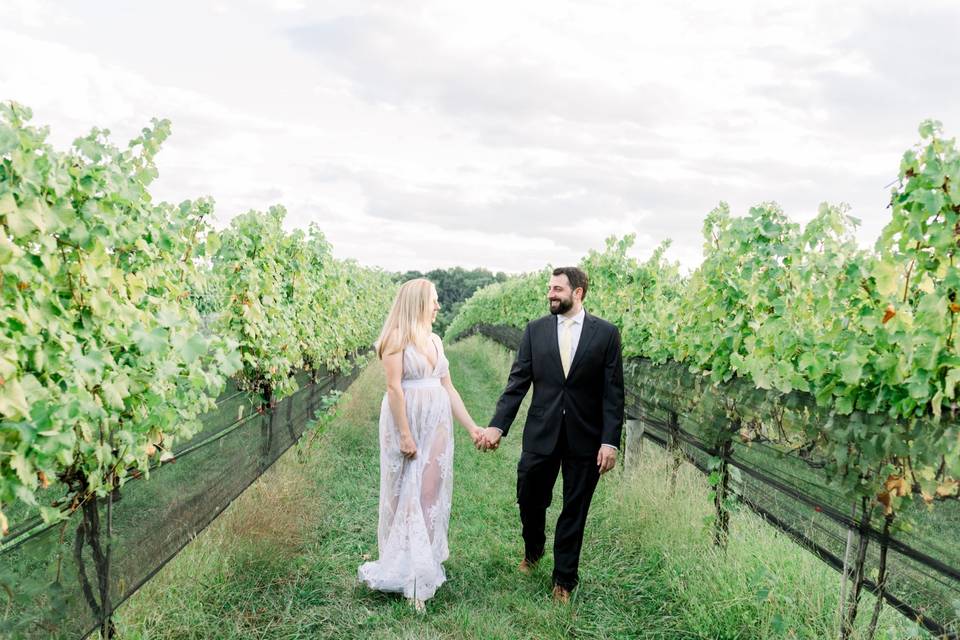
left=567, top=312, right=598, bottom=378
left=547, top=315, right=564, bottom=378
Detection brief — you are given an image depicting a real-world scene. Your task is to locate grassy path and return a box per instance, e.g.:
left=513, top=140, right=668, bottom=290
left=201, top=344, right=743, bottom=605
left=116, top=337, right=920, bottom=640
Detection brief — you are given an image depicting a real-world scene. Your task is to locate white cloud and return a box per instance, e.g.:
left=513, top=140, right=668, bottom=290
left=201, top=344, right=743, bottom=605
left=0, top=0, right=73, bottom=28
left=0, top=0, right=957, bottom=275
left=272, top=0, right=306, bottom=10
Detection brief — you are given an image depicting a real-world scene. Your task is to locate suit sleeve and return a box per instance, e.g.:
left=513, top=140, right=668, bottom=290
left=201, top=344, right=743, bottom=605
left=489, top=323, right=534, bottom=438
left=601, top=325, right=625, bottom=448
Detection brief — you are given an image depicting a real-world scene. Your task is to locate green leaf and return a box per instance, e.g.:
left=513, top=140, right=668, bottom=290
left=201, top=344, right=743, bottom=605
left=101, top=376, right=129, bottom=410
left=931, top=388, right=944, bottom=418
left=0, top=122, right=17, bottom=153
left=204, top=231, right=221, bottom=257
left=0, top=351, right=17, bottom=380
left=126, top=273, right=147, bottom=302
left=156, top=306, right=182, bottom=328
left=5, top=201, right=35, bottom=238
left=39, top=505, right=66, bottom=525
left=873, top=261, right=900, bottom=297
left=838, top=354, right=864, bottom=385
left=911, top=188, right=945, bottom=216
left=182, top=334, right=208, bottom=363
left=134, top=326, right=168, bottom=354
left=919, top=119, right=942, bottom=138
left=0, top=192, right=16, bottom=218
left=90, top=289, right=114, bottom=317
left=0, top=378, right=31, bottom=419
left=835, top=395, right=853, bottom=416
left=10, top=451, right=34, bottom=486
left=945, top=368, right=960, bottom=399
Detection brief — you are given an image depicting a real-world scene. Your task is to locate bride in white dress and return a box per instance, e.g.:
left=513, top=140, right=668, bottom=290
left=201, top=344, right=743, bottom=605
left=358, top=278, right=484, bottom=611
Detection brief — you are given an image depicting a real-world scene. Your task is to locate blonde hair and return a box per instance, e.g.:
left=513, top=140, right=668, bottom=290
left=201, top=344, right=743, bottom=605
left=375, top=278, right=436, bottom=359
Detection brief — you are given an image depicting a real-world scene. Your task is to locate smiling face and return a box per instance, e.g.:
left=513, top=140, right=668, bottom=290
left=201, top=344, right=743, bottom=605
left=548, top=273, right=581, bottom=315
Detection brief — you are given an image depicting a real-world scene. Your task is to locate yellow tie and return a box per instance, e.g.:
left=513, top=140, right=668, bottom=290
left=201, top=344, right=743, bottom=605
left=560, top=317, right=573, bottom=377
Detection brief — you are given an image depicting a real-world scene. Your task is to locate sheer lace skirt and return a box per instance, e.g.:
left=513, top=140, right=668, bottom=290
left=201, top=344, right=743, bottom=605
left=358, top=386, right=454, bottom=601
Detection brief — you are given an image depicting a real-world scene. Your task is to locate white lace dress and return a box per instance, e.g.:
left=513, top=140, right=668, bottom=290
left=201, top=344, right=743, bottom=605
left=358, top=334, right=454, bottom=601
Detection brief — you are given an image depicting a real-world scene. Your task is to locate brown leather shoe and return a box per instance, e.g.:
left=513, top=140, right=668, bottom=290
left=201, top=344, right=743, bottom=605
left=552, top=585, right=571, bottom=604
left=518, top=557, right=538, bottom=575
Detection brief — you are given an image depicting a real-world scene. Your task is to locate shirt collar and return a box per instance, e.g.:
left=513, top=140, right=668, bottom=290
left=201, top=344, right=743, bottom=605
left=558, top=308, right=586, bottom=326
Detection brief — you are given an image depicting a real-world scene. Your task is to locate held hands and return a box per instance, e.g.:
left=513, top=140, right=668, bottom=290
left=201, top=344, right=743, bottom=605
left=403, top=425, right=497, bottom=457
left=468, top=425, right=484, bottom=448
left=470, top=426, right=616, bottom=473
left=475, top=427, right=502, bottom=451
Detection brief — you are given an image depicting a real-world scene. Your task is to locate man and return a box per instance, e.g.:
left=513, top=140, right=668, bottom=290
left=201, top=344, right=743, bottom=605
left=480, top=267, right=624, bottom=603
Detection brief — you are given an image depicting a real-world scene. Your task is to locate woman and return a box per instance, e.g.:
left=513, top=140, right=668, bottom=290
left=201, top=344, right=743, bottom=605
left=358, top=278, right=484, bottom=611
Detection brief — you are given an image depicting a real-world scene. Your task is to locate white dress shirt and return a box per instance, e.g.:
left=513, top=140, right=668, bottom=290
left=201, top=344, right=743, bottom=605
left=558, top=307, right=585, bottom=365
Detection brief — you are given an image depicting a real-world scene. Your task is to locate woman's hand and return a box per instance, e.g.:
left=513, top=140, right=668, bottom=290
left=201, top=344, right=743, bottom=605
left=400, top=431, right=418, bottom=458
left=468, top=425, right=484, bottom=447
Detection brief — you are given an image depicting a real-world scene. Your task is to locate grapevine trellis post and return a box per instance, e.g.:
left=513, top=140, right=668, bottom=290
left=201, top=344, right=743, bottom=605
left=636, top=418, right=645, bottom=459
left=839, top=497, right=872, bottom=640
left=711, top=419, right=737, bottom=548
left=865, top=514, right=894, bottom=640
left=623, top=417, right=643, bottom=470
left=668, top=410, right=682, bottom=491
left=285, top=387, right=296, bottom=441
left=101, top=483, right=115, bottom=640
left=259, top=389, right=275, bottom=474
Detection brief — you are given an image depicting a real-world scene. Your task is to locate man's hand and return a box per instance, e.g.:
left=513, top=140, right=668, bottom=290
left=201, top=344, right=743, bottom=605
left=597, top=446, right=617, bottom=475
left=479, top=427, right=502, bottom=451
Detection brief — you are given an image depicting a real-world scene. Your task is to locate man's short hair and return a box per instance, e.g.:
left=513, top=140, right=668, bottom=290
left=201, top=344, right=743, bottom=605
left=552, top=267, right=589, bottom=300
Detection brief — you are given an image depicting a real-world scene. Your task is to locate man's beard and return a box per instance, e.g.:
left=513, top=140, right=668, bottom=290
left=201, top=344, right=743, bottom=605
left=549, top=297, right=573, bottom=315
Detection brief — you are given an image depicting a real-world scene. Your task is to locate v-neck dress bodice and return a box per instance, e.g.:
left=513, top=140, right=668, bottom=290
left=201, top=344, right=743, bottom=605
left=400, top=338, right=449, bottom=384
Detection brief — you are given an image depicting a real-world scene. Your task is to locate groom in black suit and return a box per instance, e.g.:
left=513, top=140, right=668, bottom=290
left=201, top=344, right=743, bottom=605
left=481, top=267, right=624, bottom=602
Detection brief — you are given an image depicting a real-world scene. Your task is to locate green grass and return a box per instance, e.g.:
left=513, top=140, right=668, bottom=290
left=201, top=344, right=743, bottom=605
left=113, top=336, right=926, bottom=639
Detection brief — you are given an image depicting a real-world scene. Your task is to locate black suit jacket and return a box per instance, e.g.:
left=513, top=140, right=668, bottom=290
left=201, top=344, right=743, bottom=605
left=490, top=312, right=625, bottom=456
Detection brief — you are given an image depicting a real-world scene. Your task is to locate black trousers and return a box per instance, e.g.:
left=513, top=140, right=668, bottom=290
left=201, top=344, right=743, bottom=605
left=516, top=424, right=601, bottom=590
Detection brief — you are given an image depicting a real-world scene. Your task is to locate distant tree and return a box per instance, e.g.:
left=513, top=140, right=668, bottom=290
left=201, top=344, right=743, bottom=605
left=395, top=269, right=424, bottom=283
left=388, top=267, right=509, bottom=334
left=425, top=267, right=509, bottom=334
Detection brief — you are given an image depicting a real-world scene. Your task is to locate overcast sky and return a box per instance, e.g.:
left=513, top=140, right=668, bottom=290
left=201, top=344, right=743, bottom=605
left=1, top=0, right=958, bottom=273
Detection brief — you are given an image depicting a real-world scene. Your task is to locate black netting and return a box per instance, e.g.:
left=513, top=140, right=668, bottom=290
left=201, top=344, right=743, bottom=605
left=625, top=361, right=960, bottom=639
left=0, top=366, right=359, bottom=640
left=472, top=324, right=960, bottom=639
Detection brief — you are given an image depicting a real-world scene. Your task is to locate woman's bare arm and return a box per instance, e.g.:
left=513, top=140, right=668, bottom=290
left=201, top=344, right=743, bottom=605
left=382, top=348, right=418, bottom=458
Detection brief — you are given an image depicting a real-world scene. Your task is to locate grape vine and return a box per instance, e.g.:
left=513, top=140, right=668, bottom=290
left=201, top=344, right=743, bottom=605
left=0, top=103, right=392, bottom=534
left=447, top=120, right=960, bottom=514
